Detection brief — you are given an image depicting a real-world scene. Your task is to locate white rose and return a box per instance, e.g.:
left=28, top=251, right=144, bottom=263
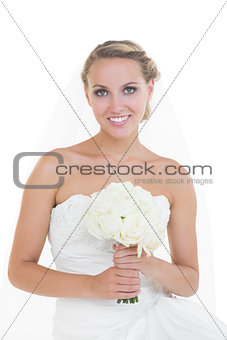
left=117, top=213, right=146, bottom=246
left=99, top=212, right=124, bottom=239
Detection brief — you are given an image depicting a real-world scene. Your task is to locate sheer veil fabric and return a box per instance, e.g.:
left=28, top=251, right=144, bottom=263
left=0, top=63, right=216, bottom=339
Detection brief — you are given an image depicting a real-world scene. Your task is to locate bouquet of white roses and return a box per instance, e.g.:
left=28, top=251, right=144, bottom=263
left=84, top=181, right=170, bottom=304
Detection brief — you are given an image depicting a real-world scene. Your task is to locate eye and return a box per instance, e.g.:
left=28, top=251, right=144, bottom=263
left=124, top=87, right=136, bottom=94
left=94, top=89, right=108, bottom=96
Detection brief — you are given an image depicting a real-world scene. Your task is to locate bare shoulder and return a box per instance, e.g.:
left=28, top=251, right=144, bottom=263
left=145, top=154, right=196, bottom=205
left=151, top=155, right=191, bottom=176
left=53, top=140, right=94, bottom=162
left=161, top=157, right=197, bottom=208
left=27, top=148, right=64, bottom=184
left=24, top=146, right=76, bottom=205
left=143, top=152, right=180, bottom=175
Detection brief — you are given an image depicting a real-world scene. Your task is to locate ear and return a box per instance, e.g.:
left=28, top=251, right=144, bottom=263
left=84, top=86, right=91, bottom=106
left=147, top=79, right=154, bottom=101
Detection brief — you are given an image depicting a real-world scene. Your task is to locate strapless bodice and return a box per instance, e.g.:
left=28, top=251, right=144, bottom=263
left=47, top=192, right=173, bottom=298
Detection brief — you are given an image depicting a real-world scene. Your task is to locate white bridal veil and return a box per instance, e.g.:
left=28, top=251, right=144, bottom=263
left=0, top=60, right=216, bottom=339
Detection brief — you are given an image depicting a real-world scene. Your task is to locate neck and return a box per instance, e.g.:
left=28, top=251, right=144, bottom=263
left=92, top=128, right=143, bottom=163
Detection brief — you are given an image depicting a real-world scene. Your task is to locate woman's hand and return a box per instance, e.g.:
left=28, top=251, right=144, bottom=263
left=91, top=266, right=141, bottom=300
left=112, top=243, right=157, bottom=278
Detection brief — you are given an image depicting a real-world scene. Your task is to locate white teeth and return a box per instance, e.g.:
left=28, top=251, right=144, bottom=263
left=109, top=115, right=129, bottom=122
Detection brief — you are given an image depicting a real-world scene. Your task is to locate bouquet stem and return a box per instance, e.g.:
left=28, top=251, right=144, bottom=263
left=117, top=295, right=139, bottom=304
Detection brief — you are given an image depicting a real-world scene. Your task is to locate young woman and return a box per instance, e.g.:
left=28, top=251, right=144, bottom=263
left=8, top=40, right=227, bottom=339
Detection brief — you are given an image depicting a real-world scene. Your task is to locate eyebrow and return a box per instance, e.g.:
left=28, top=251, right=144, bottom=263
left=92, top=81, right=139, bottom=88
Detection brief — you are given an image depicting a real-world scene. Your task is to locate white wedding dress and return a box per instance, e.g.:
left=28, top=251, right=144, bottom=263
left=48, top=192, right=227, bottom=340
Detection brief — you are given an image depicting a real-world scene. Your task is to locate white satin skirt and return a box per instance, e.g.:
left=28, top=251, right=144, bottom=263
left=51, top=283, right=227, bottom=340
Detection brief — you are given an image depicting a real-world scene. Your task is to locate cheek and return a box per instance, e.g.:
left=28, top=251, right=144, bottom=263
left=126, top=93, right=146, bottom=112
left=90, top=97, right=108, bottom=115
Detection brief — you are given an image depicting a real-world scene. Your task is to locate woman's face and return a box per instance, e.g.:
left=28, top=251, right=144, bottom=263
left=84, top=57, right=154, bottom=137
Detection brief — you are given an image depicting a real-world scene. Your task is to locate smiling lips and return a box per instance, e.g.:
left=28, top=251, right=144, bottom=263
left=108, top=115, right=131, bottom=126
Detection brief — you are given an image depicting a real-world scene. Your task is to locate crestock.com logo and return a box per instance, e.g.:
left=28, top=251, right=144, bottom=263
left=13, top=151, right=213, bottom=189
left=13, top=152, right=65, bottom=189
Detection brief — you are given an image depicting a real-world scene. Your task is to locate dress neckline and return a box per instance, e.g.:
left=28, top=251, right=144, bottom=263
left=53, top=193, right=91, bottom=210
left=52, top=191, right=171, bottom=211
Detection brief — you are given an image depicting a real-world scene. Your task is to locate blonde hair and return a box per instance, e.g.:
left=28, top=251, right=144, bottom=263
left=80, top=40, right=161, bottom=122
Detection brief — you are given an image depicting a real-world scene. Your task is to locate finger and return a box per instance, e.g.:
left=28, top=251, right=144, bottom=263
left=114, top=255, right=140, bottom=264
left=113, top=289, right=141, bottom=299
left=115, top=262, right=139, bottom=270
left=115, top=283, right=141, bottom=292
left=119, top=243, right=136, bottom=249
left=114, top=246, right=138, bottom=258
left=114, top=275, right=141, bottom=285
left=116, top=243, right=127, bottom=250
left=115, top=268, right=140, bottom=278
left=117, top=243, right=137, bottom=250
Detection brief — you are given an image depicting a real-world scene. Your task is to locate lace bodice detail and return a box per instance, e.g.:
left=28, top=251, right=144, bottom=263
left=48, top=194, right=118, bottom=253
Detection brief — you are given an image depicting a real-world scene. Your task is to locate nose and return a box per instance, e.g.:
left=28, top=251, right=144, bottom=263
left=109, top=92, right=125, bottom=114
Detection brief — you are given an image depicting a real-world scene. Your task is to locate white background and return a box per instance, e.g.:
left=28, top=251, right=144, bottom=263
left=0, top=0, right=227, bottom=336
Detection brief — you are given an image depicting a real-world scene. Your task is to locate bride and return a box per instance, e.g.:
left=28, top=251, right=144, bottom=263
left=7, top=40, right=227, bottom=339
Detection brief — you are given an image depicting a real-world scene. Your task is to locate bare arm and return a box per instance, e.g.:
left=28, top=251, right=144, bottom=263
left=8, top=149, right=93, bottom=298
left=144, top=257, right=198, bottom=298
left=146, top=161, right=199, bottom=297
left=10, top=261, right=94, bottom=298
